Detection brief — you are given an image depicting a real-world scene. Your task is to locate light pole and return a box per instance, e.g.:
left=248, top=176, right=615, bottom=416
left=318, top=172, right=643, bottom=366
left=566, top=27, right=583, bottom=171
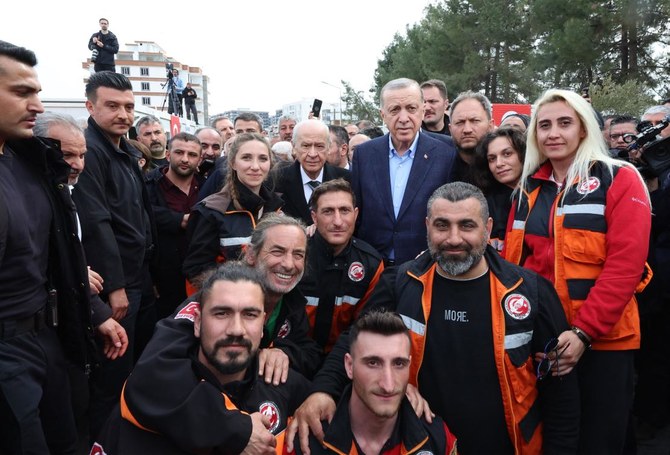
left=320, top=80, right=342, bottom=124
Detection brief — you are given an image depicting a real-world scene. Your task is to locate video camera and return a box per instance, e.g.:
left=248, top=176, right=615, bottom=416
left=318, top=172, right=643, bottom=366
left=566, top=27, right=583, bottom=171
left=165, top=62, right=174, bottom=79
left=623, top=115, right=670, bottom=178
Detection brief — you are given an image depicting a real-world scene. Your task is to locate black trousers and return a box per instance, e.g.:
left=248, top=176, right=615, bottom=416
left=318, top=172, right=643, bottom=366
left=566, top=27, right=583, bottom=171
left=0, top=326, right=78, bottom=454
left=577, top=349, right=635, bottom=454
left=185, top=102, right=198, bottom=124
left=93, top=63, right=115, bottom=73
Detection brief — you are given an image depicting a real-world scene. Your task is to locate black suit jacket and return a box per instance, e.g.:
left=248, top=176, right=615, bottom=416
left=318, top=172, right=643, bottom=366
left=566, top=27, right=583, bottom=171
left=274, top=161, right=350, bottom=225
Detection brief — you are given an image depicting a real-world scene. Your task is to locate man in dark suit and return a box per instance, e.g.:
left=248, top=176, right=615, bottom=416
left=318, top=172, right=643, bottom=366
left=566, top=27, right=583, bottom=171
left=352, top=78, right=456, bottom=265
left=274, top=119, right=350, bottom=225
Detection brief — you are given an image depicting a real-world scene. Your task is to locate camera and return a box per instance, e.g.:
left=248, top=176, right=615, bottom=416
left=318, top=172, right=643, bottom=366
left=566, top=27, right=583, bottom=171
left=165, top=62, right=174, bottom=79
left=624, top=115, right=670, bottom=178
left=91, top=48, right=99, bottom=63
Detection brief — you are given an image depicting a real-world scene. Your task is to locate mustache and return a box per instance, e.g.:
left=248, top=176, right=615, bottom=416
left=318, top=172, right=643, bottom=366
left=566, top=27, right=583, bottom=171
left=214, top=336, right=252, bottom=351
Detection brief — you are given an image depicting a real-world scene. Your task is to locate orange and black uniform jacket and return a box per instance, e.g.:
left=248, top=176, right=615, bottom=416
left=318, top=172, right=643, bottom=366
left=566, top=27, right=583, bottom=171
left=93, top=347, right=309, bottom=454
left=504, top=161, right=652, bottom=349
left=299, top=232, right=384, bottom=353
left=289, top=385, right=457, bottom=455
left=311, top=247, right=579, bottom=454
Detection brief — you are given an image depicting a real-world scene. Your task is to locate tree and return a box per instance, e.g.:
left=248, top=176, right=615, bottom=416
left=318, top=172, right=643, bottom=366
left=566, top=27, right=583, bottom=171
left=589, top=76, right=656, bottom=116
left=373, top=0, right=669, bottom=104
left=340, top=80, right=381, bottom=125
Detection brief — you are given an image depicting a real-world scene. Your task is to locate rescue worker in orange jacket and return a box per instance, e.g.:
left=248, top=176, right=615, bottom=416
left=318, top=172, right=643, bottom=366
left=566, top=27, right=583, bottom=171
left=290, top=310, right=458, bottom=455
left=93, top=263, right=310, bottom=454
left=503, top=89, right=651, bottom=454
left=299, top=179, right=384, bottom=353
left=286, top=182, right=579, bottom=455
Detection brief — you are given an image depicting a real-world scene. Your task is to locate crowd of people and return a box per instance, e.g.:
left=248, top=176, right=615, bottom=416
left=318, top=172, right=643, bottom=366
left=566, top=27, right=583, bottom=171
left=2, top=36, right=670, bottom=455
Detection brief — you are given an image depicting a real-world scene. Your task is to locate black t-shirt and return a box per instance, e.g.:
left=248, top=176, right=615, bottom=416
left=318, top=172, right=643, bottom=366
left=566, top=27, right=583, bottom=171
left=419, top=271, right=514, bottom=454
left=0, top=146, right=52, bottom=319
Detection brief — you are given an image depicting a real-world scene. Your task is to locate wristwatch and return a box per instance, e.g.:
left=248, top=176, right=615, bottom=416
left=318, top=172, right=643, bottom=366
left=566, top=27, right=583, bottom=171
left=571, top=326, right=592, bottom=350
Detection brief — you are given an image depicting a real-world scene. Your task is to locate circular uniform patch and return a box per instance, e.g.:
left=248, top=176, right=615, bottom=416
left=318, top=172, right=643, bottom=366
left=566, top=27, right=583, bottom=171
left=259, top=401, right=281, bottom=433
left=277, top=320, right=291, bottom=338
left=504, top=293, right=531, bottom=320
left=348, top=262, right=365, bottom=282
left=576, top=176, right=601, bottom=195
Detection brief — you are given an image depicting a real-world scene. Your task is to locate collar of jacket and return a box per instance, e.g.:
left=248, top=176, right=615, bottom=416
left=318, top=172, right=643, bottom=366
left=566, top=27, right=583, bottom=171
left=312, top=230, right=353, bottom=261
left=7, top=136, right=70, bottom=184
left=86, top=116, right=140, bottom=159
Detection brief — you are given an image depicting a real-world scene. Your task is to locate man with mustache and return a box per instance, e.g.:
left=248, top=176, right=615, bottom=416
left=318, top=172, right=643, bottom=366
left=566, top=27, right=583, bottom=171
left=421, top=79, right=451, bottom=136
left=135, top=115, right=168, bottom=169
left=145, top=132, right=203, bottom=318
left=287, top=182, right=579, bottom=455
left=448, top=91, right=495, bottom=183
left=72, top=70, right=156, bottom=438
left=114, top=214, right=322, bottom=447
left=93, top=262, right=310, bottom=454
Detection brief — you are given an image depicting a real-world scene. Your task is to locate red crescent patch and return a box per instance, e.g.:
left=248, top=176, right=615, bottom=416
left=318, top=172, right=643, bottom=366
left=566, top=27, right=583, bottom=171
left=89, top=443, right=107, bottom=455
left=576, top=177, right=600, bottom=195
left=504, top=293, right=531, bottom=320
left=348, top=262, right=365, bottom=282
left=259, top=401, right=281, bottom=433
left=175, top=301, right=200, bottom=322
left=277, top=320, right=291, bottom=338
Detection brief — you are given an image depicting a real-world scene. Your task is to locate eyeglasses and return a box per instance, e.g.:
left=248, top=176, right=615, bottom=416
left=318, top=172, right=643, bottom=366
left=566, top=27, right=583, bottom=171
left=537, top=338, right=559, bottom=380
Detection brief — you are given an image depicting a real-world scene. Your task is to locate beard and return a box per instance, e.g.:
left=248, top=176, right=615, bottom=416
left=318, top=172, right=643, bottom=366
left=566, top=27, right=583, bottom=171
left=150, top=142, right=166, bottom=156
left=428, top=233, right=488, bottom=277
left=201, top=336, right=256, bottom=376
left=256, top=260, right=304, bottom=296
left=170, top=162, right=196, bottom=177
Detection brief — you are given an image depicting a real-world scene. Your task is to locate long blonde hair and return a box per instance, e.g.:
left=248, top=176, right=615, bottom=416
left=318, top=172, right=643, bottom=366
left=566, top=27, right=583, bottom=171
left=521, top=89, right=648, bottom=201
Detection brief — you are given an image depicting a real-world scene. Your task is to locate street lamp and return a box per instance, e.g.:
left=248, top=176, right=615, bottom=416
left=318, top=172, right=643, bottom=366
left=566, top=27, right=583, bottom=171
left=320, top=80, right=342, bottom=124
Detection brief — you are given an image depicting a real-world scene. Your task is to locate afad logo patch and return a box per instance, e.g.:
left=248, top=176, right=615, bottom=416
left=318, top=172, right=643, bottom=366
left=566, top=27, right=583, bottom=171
left=348, top=262, right=365, bottom=282
left=504, top=293, right=531, bottom=320
left=175, top=301, right=200, bottom=322
left=576, top=177, right=601, bottom=195
left=277, top=320, right=291, bottom=338
left=89, top=443, right=107, bottom=455
left=259, top=401, right=281, bottom=433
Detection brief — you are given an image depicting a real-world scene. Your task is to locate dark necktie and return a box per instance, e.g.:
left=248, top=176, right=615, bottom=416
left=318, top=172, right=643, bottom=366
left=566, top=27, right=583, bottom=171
left=307, top=180, right=320, bottom=189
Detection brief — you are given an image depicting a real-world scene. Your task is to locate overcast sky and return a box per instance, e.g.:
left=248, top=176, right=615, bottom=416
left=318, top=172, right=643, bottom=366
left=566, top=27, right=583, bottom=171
left=3, top=0, right=433, bottom=113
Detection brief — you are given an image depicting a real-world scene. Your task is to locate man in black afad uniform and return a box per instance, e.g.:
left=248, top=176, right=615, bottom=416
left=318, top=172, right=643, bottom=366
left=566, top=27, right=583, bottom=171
left=299, top=178, right=384, bottom=353
left=0, top=40, right=127, bottom=454
left=116, top=214, right=322, bottom=442
left=295, top=310, right=458, bottom=455
left=92, top=263, right=310, bottom=454
left=72, top=71, right=156, bottom=438
left=88, top=18, right=119, bottom=73
left=287, top=182, right=580, bottom=455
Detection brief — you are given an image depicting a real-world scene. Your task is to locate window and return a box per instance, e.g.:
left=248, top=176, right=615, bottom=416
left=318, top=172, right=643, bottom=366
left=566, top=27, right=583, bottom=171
left=141, top=82, right=150, bottom=91
left=121, top=67, right=130, bottom=75
left=142, top=97, right=151, bottom=105
left=140, top=67, right=149, bottom=76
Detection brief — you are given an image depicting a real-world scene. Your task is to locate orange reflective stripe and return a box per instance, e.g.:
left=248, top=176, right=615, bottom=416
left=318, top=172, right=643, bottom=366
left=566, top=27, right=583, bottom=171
left=120, top=382, right=158, bottom=433
left=356, top=261, right=385, bottom=318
